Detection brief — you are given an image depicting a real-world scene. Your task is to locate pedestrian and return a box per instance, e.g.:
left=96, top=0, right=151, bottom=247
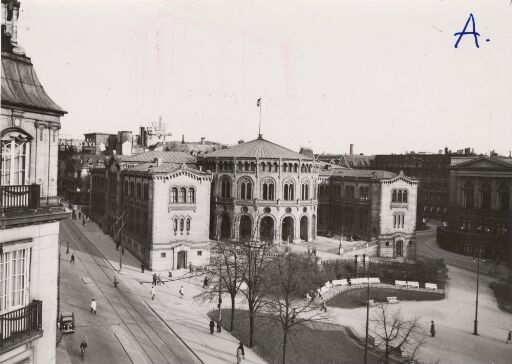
left=238, top=340, right=245, bottom=359
left=216, top=319, right=222, bottom=333
left=82, top=216, right=86, bottom=226
left=66, top=241, right=69, bottom=254
left=157, top=273, right=162, bottom=285
left=70, top=253, right=75, bottom=263
left=179, top=285, right=184, bottom=298
left=168, top=271, right=173, bottom=279
left=90, top=299, right=96, bottom=314
left=430, top=321, right=435, bottom=337
left=151, top=285, right=155, bottom=300
left=236, top=346, right=243, bottom=364
left=79, top=211, right=81, bottom=219
left=152, top=273, right=157, bottom=286
left=80, top=339, right=88, bottom=357
left=307, top=245, right=311, bottom=254
left=306, top=292, right=311, bottom=302
left=313, top=246, right=317, bottom=256
left=209, top=318, right=215, bottom=334
left=141, top=264, right=145, bottom=273
left=203, top=276, right=209, bottom=288
left=320, top=301, right=327, bottom=312
left=189, top=262, right=193, bottom=273
left=507, top=330, right=511, bottom=344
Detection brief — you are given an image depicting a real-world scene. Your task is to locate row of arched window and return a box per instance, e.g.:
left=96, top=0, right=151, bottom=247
left=206, top=160, right=315, bottom=173
left=170, top=187, right=196, bottom=203
left=124, top=180, right=149, bottom=201
left=459, top=218, right=508, bottom=235
left=462, top=181, right=510, bottom=211
left=219, top=177, right=313, bottom=201
left=391, top=189, right=408, bottom=203
left=393, top=213, right=405, bottom=229
left=172, top=217, right=191, bottom=235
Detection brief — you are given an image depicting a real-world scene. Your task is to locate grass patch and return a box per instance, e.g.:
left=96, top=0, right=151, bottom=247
left=328, top=287, right=445, bottom=308
left=489, top=282, right=512, bottom=313
left=211, top=308, right=383, bottom=364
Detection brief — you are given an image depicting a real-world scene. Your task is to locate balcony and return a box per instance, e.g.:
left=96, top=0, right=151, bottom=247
left=0, top=185, right=69, bottom=228
left=0, top=300, right=43, bottom=356
left=0, top=185, right=40, bottom=212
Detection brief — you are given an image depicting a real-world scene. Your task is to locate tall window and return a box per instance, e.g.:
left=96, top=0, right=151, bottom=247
left=239, top=178, right=252, bottom=200
left=301, top=181, right=309, bottom=200
left=463, top=181, right=474, bottom=208
left=124, top=180, right=128, bottom=195
left=180, top=218, right=184, bottom=233
left=262, top=179, right=275, bottom=200
left=359, top=186, right=369, bottom=200
left=345, top=185, right=355, bottom=199
left=170, top=187, right=178, bottom=203
left=188, top=188, right=195, bottom=203
left=179, top=187, right=187, bottom=203
left=0, top=248, right=31, bottom=312
left=499, top=183, right=510, bottom=211
left=479, top=183, right=491, bottom=210
left=129, top=181, right=135, bottom=196
left=283, top=180, right=294, bottom=200
left=393, top=214, right=405, bottom=229
left=143, top=183, right=149, bottom=200
left=136, top=183, right=142, bottom=199
left=1, top=136, right=30, bottom=185
left=186, top=218, right=191, bottom=234
left=173, top=218, right=178, bottom=234
left=221, top=177, right=231, bottom=198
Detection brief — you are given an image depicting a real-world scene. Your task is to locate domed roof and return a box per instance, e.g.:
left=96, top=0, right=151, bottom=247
left=203, top=135, right=313, bottom=160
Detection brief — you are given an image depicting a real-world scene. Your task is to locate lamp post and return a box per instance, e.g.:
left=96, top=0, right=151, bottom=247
left=473, top=247, right=481, bottom=335
left=363, top=254, right=370, bottom=364
left=354, top=255, right=358, bottom=278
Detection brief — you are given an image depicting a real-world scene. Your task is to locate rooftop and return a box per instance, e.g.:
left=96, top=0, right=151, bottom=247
left=124, top=151, right=197, bottom=164
left=202, top=135, right=313, bottom=160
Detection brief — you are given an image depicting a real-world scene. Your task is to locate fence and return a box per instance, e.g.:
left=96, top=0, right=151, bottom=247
left=0, top=300, right=43, bottom=350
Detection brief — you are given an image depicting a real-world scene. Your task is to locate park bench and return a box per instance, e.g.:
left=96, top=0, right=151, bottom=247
left=395, top=280, right=407, bottom=288
left=407, top=281, right=419, bottom=288
left=387, top=296, right=399, bottom=304
left=425, top=283, right=438, bottom=290
left=332, top=279, right=348, bottom=286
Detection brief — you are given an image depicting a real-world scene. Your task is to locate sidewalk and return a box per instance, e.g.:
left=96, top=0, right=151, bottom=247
left=69, top=217, right=266, bottom=364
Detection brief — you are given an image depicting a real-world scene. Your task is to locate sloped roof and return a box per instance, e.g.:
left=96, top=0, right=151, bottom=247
left=1, top=53, right=66, bottom=115
left=450, top=156, right=512, bottom=169
left=322, top=168, right=397, bottom=179
left=203, top=136, right=312, bottom=160
left=124, top=151, right=196, bottom=164
left=125, top=162, right=210, bottom=176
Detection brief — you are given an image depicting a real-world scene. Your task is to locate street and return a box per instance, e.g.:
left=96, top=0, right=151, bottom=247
left=56, top=219, right=202, bottom=364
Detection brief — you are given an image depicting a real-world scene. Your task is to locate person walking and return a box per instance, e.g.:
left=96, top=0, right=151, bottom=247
left=320, top=301, right=327, bottom=312
left=66, top=241, right=69, bottom=254
left=70, top=253, right=75, bottom=263
left=236, top=346, right=243, bottom=364
left=179, top=285, right=184, bottom=298
left=152, top=273, right=157, bottom=286
left=216, top=319, right=222, bottom=333
left=80, top=339, right=88, bottom=357
left=168, top=271, right=173, bottom=279
left=238, top=340, right=245, bottom=359
left=506, top=330, right=511, bottom=344
left=209, top=318, right=215, bottom=334
left=90, top=299, right=97, bottom=314
left=430, top=321, right=436, bottom=337
left=151, top=285, right=156, bottom=300
left=203, top=276, right=209, bottom=288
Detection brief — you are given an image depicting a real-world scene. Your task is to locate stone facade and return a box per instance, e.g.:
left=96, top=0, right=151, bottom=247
left=438, top=157, right=512, bottom=258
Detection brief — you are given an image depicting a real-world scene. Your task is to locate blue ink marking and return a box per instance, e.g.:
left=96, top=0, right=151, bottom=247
left=454, top=13, right=480, bottom=48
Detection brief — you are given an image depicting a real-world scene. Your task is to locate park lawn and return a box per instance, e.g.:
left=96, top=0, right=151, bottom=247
left=328, top=287, right=445, bottom=308
left=489, top=282, right=512, bottom=313
left=212, top=308, right=382, bottom=364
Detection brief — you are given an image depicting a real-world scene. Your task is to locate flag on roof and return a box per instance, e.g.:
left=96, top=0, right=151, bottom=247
left=257, top=98, right=261, bottom=107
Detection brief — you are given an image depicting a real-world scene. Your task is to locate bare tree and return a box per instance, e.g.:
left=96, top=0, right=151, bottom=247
left=369, top=303, right=426, bottom=364
left=265, top=252, right=327, bottom=364
left=239, top=240, right=276, bottom=347
left=195, top=240, right=246, bottom=332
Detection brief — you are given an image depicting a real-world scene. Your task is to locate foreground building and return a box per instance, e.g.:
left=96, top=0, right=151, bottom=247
left=1, top=1, right=69, bottom=362
left=199, top=135, right=319, bottom=243
left=318, top=165, right=419, bottom=259
left=90, top=151, right=212, bottom=270
left=438, top=157, right=512, bottom=258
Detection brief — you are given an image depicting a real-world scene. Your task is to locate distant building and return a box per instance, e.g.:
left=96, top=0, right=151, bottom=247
left=199, top=135, right=319, bottom=243
left=1, top=1, right=69, bottom=362
left=438, top=157, right=512, bottom=258
left=89, top=151, right=211, bottom=269
left=151, top=136, right=225, bottom=156
left=138, top=118, right=173, bottom=147
left=318, top=164, right=418, bottom=259
left=83, top=132, right=117, bottom=155
left=316, top=153, right=374, bottom=169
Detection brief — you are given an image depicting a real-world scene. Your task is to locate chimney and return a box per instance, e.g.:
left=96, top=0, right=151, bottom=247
left=201, top=137, right=205, bottom=145
left=181, top=135, right=185, bottom=144
left=238, top=139, right=244, bottom=144
left=154, top=157, right=163, bottom=166
left=349, top=144, right=354, bottom=155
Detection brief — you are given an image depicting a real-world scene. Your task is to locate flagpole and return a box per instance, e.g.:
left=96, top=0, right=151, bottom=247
left=258, top=98, right=262, bottom=138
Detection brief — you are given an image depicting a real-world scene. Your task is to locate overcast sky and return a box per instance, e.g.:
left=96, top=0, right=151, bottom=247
left=18, top=0, right=512, bottom=155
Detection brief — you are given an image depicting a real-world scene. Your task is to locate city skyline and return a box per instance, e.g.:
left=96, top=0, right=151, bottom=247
left=19, top=0, right=512, bottom=155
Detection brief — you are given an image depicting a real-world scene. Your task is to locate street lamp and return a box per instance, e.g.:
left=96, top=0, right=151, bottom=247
left=363, top=254, right=370, bottom=364
left=354, top=255, right=358, bottom=278
left=473, top=246, right=482, bottom=336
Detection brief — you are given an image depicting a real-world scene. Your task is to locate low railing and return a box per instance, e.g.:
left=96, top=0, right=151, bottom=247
left=0, top=185, right=40, bottom=212
left=0, top=300, right=43, bottom=351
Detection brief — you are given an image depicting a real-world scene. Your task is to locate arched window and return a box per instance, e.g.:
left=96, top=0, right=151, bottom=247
left=251, top=162, right=256, bottom=171
left=221, top=177, right=231, bottom=198
left=301, top=164, right=305, bottom=173
left=143, top=183, right=149, bottom=200
left=1, top=130, right=31, bottom=185
left=273, top=162, right=278, bottom=172
left=130, top=181, right=135, bottom=196
left=239, top=178, right=253, bottom=200
left=238, top=162, right=243, bottom=171
left=261, top=162, right=266, bottom=172
left=499, top=183, right=510, bottom=211
left=283, top=163, right=288, bottom=172
left=173, top=218, right=178, bottom=234
left=188, top=187, right=195, bottom=203
left=301, top=180, right=310, bottom=200
left=136, top=182, right=142, bottom=199
left=124, top=180, right=128, bottom=195
left=403, top=190, right=408, bottom=203
left=170, top=187, right=178, bottom=203
left=294, top=163, right=298, bottom=173
left=359, top=186, right=369, bottom=200
left=262, top=179, right=275, bottom=200
left=180, top=218, right=184, bottom=233
left=345, top=185, right=354, bottom=199
left=244, top=162, right=250, bottom=171
left=479, top=183, right=492, bottom=210
left=186, top=218, right=191, bottom=233
left=463, top=181, right=474, bottom=209
left=392, top=189, right=397, bottom=202
left=283, top=180, right=294, bottom=201
left=179, top=187, right=187, bottom=203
